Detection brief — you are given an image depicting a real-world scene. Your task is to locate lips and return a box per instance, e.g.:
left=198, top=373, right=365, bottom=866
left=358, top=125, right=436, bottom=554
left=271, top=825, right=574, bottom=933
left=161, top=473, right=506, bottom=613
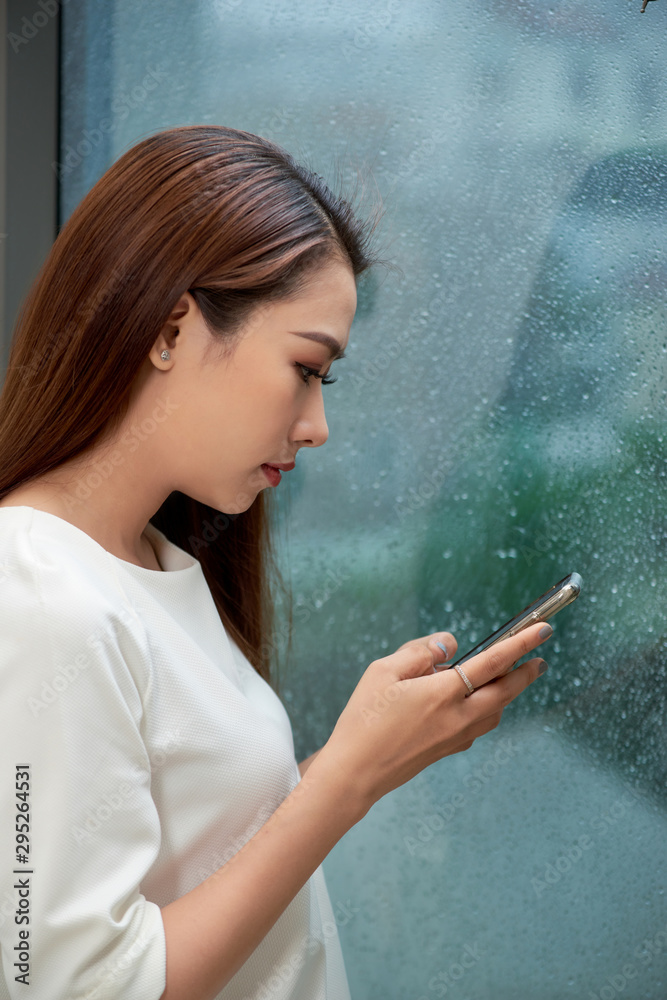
left=264, top=461, right=295, bottom=471
left=261, top=464, right=282, bottom=487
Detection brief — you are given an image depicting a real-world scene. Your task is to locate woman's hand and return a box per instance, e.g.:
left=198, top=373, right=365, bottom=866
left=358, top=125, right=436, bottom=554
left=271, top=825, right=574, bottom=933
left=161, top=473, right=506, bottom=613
left=311, top=622, right=551, bottom=820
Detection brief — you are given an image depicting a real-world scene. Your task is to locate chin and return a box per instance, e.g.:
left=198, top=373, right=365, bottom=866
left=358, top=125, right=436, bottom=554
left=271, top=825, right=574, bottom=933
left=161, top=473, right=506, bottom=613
left=217, top=488, right=259, bottom=516
left=187, top=485, right=258, bottom=517
left=226, top=497, right=257, bottom=515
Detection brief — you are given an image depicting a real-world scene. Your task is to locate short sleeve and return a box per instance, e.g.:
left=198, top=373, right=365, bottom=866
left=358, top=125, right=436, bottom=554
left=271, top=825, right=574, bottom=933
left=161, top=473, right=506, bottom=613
left=0, top=526, right=167, bottom=999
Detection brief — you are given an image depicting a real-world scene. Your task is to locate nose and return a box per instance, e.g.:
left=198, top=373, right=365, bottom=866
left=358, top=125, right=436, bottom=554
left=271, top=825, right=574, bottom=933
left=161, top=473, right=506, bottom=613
left=291, top=383, right=329, bottom=449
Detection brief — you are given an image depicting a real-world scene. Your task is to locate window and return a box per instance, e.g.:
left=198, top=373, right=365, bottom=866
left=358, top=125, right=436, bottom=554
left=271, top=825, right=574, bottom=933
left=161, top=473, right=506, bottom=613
left=55, top=2, right=667, bottom=996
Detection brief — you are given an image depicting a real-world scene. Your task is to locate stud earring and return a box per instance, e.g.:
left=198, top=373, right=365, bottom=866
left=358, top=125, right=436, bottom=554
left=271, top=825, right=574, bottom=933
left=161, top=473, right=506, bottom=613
left=161, top=350, right=171, bottom=361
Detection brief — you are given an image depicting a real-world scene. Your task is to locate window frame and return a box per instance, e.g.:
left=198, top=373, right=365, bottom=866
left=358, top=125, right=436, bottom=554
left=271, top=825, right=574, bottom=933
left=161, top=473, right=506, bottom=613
left=1, top=0, right=60, bottom=376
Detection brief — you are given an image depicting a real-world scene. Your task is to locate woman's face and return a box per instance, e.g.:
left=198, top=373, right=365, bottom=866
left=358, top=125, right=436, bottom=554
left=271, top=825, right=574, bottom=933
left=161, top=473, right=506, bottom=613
left=154, top=258, right=358, bottom=513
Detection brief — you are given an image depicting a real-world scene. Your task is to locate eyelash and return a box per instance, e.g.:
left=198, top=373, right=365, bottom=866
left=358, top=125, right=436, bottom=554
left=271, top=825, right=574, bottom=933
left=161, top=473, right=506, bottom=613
left=296, top=363, right=338, bottom=386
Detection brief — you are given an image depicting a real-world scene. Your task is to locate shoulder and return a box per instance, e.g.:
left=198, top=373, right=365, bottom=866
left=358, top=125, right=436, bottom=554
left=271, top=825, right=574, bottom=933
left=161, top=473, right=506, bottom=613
left=0, top=506, right=150, bottom=703
left=0, top=505, right=135, bottom=618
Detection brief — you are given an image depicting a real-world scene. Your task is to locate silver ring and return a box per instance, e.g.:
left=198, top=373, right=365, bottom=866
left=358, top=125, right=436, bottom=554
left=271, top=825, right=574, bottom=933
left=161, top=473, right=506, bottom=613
left=454, top=664, right=475, bottom=696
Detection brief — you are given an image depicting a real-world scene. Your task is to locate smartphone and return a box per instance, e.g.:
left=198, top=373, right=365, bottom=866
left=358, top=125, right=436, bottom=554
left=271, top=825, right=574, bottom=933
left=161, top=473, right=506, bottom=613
left=448, top=572, right=582, bottom=667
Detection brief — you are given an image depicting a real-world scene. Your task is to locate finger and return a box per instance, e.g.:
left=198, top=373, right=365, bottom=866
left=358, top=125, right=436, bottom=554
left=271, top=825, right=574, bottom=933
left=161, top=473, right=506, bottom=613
left=396, top=632, right=458, bottom=669
left=460, top=621, right=553, bottom=691
left=430, top=632, right=458, bottom=668
left=464, top=656, right=548, bottom=715
left=375, top=634, right=456, bottom=681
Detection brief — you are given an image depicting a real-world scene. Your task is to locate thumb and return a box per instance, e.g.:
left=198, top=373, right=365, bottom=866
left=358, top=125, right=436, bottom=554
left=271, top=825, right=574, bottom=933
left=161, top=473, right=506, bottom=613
left=376, top=640, right=439, bottom=682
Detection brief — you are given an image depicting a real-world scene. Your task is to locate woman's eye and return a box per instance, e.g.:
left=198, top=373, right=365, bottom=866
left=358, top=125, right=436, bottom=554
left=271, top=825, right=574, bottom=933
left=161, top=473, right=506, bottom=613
left=296, top=363, right=338, bottom=386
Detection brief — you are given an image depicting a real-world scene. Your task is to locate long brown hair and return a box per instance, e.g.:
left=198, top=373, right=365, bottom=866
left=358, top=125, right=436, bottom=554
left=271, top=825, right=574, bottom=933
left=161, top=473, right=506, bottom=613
left=0, top=125, right=380, bottom=683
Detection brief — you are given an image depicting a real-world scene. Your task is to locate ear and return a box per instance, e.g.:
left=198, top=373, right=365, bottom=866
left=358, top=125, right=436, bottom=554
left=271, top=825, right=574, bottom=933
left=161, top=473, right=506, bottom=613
left=148, top=292, right=195, bottom=370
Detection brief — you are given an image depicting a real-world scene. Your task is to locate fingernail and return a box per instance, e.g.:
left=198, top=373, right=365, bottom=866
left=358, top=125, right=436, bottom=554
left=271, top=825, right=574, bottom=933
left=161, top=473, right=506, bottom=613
left=538, top=624, right=553, bottom=640
left=436, top=641, right=448, bottom=659
left=537, top=659, right=548, bottom=676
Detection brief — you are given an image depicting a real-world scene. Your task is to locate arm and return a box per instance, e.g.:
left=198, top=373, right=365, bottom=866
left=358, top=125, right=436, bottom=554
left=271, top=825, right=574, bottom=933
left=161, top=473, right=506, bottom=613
left=0, top=588, right=167, bottom=1000
left=160, top=622, right=550, bottom=1000
left=160, top=752, right=361, bottom=1000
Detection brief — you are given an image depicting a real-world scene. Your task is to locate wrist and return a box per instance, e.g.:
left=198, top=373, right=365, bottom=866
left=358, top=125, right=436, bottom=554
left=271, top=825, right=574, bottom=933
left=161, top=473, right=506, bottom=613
left=303, top=741, right=372, bottom=828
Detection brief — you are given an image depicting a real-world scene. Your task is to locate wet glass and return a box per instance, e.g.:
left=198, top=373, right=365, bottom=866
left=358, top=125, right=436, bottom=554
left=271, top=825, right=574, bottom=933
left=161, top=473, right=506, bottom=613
left=61, top=2, right=667, bottom=996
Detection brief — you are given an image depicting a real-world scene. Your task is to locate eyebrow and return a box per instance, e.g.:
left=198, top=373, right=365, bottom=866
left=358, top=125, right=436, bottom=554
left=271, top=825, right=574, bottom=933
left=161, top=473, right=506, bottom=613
left=290, top=331, right=347, bottom=362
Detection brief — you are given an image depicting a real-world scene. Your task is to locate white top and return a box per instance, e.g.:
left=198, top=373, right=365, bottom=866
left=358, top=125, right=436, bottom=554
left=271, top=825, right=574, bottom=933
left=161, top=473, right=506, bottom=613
left=0, top=506, right=351, bottom=1000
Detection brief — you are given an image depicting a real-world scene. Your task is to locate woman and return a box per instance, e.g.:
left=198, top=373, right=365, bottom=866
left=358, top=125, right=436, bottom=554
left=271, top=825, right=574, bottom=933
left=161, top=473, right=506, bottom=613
left=0, top=125, right=550, bottom=1000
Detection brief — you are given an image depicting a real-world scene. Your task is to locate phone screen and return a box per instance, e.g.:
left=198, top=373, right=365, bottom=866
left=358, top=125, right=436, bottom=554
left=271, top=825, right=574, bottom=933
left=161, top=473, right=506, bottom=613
left=449, top=572, right=582, bottom=667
